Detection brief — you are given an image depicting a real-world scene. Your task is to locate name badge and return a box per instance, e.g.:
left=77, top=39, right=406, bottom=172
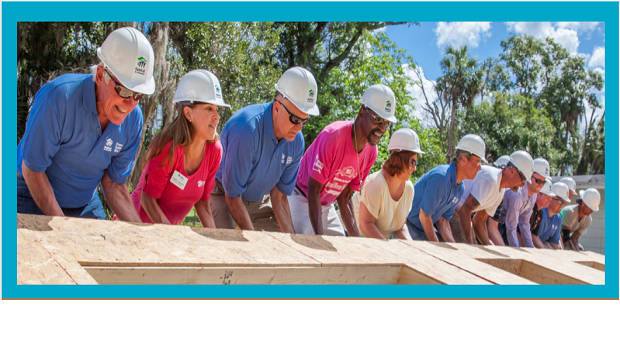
left=170, top=170, right=188, bottom=190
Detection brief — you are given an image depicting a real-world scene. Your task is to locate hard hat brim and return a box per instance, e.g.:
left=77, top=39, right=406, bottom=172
left=275, top=86, right=320, bottom=116
left=365, top=105, right=397, bottom=123
left=173, top=98, right=231, bottom=108
left=388, top=147, right=426, bottom=154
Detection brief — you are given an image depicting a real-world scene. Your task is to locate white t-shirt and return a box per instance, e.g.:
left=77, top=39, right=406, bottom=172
left=561, top=204, right=592, bottom=235
left=456, top=165, right=506, bottom=216
left=352, top=171, right=414, bottom=239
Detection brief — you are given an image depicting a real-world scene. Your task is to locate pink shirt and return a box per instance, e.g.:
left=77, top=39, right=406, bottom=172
left=131, top=140, right=222, bottom=225
left=296, top=121, right=377, bottom=205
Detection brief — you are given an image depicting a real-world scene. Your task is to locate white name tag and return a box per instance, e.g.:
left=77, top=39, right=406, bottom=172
left=170, top=170, right=188, bottom=190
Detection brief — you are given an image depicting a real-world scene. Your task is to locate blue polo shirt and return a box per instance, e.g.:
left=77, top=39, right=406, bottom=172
left=215, top=102, right=304, bottom=201
left=536, top=208, right=562, bottom=245
left=17, top=74, right=143, bottom=208
left=407, top=163, right=464, bottom=237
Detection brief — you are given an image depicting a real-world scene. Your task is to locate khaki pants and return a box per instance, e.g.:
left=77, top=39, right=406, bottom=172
left=287, top=189, right=345, bottom=236
left=210, top=180, right=282, bottom=233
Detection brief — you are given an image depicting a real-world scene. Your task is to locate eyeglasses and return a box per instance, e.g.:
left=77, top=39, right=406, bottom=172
left=531, top=176, right=546, bottom=185
left=277, top=100, right=309, bottom=126
left=554, top=198, right=565, bottom=205
left=516, top=169, right=527, bottom=184
left=409, top=158, right=417, bottom=168
left=105, top=69, right=143, bottom=101
left=364, top=107, right=392, bottom=128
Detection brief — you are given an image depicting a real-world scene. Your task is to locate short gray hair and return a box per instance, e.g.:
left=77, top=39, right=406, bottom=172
left=91, top=62, right=109, bottom=83
left=452, top=149, right=472, bottom=164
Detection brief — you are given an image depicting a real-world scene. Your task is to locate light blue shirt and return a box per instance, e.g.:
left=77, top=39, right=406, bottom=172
left=215, top=102, right=304, bottom=201
left=407, top=163, right=464, bottom=237
left=17, top=74, right=143, bottom=208
left=499, top=181, right=537, bottom=248
left=537, top=208, right=562, bottom=245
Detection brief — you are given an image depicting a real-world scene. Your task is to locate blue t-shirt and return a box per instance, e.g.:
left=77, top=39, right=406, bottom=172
left=536, top=208, right=562, bottom=245
left=407, top=163, right=464, bottom=236
left=215, top=102, right=304, bottom=201
left=17, top=74, right=143, bottom=208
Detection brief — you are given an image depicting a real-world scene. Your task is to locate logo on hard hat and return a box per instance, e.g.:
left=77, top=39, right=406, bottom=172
left=135, top=57, right=147, bottom=75
left=385, top=100, right=392, bottom=113
left=215, top=84, right=222, bottom=99
left=307, top=89, right=315, bottom=103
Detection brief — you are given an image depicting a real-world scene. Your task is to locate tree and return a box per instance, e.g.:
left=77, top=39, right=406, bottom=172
left=436, top=45, right=484, bottom=161
left=500, top=34, right=543, bottom=96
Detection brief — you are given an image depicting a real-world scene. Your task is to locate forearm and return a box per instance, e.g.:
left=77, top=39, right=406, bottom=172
left=195, top=200, right=216, bottom=229
left=394, top=224, right=412, bottom=241
left=359, top=203, right=386, bottom=240
left=225, top=194, right=254, bottom=231
left=458, top=207, right=475, bottom=243
left=21, top=162, right=64, bottom=216
left=102, top=172, right=141, bottom=222
left=140, top=192, right=170, bottom=224
left=531, top=235, right=547, bottom=249
left=472, top=212, right=489, bottom=245
left=419, top=209, right=439, bottom=242
left=436, top=216, right=455, bottom=242
left=307, top=179, right=324, bottom=235
left=270, top=187, right=295, bottom=234
left=338, top=194, right=359, bottom=237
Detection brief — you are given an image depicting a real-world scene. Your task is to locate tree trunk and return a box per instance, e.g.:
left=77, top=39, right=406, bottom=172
left=446, top=100, right=458, bottom=162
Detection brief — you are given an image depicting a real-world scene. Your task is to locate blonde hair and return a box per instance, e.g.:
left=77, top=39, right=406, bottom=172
left=145, top=103, right=219, bottom=170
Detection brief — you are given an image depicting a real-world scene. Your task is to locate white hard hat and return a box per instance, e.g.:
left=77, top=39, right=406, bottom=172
left=579, top=188, right=600, bottom=212
left=509, top=150, right=535, bottom=183
left=493, top=155, right=511, bottom=168
left=173, top=70, right=231, bottom=108
left=97, top=27, right=155, bottom=95
left=533, top=158, right=551, bottom=181
left=275, top=67, right=319, bottom=116
left=360, top=84, right=397, bottom=123
left=539, top=179, right=554, bottom=196
left=456, top=134, right=487, bottom=163
left=388, top=128, right=425, bottom=154
left=551, top=182, right=570, bottom=203
left=559, top=177, right=577, bottom=195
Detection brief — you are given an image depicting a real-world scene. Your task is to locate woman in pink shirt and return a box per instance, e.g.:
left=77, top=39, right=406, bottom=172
left=131, top=70, right=230, bottom=226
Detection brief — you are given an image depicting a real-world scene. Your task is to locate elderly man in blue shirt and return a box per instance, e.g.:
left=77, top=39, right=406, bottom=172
left=532, top=182, right=570, bottom=249
left=498, top=158, right=551, bottom=247
left=17, top=27, right=155, bottom=221
left=210, top=67, right=319, bottom=233
left=406, top=134, right=486, bottom=242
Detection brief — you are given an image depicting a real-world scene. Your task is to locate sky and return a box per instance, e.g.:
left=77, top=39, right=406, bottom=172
left=382, top=22, right=606, bottom=129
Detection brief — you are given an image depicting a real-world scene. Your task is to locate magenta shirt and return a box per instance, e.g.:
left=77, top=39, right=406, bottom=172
left=296, top=121, right=377, bottom=205
left=131, top=140, right=222, bottom=225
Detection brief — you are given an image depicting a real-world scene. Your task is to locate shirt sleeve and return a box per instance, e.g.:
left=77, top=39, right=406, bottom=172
left=503, top=191, right=521, bottom=247
left=201, top=141, right=223, bottom=201
left=277, top=134, right=304, bottom=196
left=107, top=108, right=144, bottom=184
left=361, top=175, right=384, bottom=220
left=220, top=124, right=257, bottom=198
left=21, top=88, right=63, bottom=172
left=309, top=132, right=336, bottom=185
left=518, top=202, right=535, bottom=248
left=142, top=141, right=176, bottom=199
left=561, top=206, right=574, bottom=228
left=470, top=177, right=495, bottom=214
left=419, top=174, right=448, bottom=221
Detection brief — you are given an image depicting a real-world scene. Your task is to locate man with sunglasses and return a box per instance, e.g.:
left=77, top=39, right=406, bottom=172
left=211, top=67, right=318, bottom=233
left=497, top=157, right=551, bottom=248
left=17, top=27, right=155, bottom=221
left=452, top=150, right=534, bottom=245
left=532, top=182, right=570, bottom=249
left=289, top=84, right=394, bottom=236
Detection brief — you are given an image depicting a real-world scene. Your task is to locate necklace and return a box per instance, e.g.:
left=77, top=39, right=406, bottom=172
left=352, top=121, right=366, bottom=195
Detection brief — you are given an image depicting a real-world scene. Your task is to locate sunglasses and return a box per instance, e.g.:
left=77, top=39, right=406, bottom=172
left=277, top=100, right=309, bottom=126
left=554, top=198, right=565, bottom=205
left=365, top=107, right=392, bottom=128
left=531, top=176, right=546, bottom=185
left=516, top=169, right=527, bottom=184
left=105, top=69, right=143, bottom=101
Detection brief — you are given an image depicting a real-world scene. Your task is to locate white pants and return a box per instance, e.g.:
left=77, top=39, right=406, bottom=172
left=288, top=190, right=345, bottom=236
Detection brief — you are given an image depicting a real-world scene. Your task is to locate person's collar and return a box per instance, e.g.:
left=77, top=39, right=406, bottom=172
left=448, top=162, right=458, bottom=185
left=84, top=75, right=98, bottom=115
left=264, top=101, right=278, bottom=143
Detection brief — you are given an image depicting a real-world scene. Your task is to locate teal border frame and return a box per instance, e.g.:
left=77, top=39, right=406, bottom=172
left=3, top=1, right=618, bottom=299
